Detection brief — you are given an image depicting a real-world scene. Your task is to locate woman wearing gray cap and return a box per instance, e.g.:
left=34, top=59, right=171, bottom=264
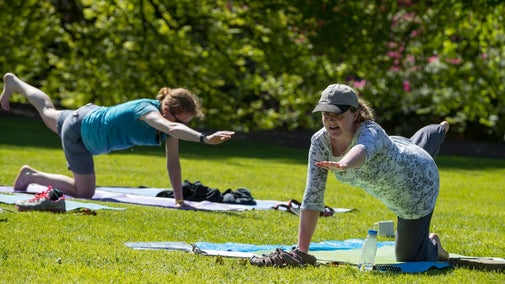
left=251, top=83, right=449, bottom=267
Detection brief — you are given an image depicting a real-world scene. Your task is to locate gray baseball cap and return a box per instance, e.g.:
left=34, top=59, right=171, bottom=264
left=312, top=84, right=359, bottom=114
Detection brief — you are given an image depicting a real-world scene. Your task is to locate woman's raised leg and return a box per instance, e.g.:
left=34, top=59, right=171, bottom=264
left=1, top=73, right=61, bottom=133
left=410, top=121, right=450, bottom=158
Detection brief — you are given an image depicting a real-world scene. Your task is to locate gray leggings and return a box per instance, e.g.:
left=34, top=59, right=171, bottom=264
left=395, top=123, right=446, bottom=261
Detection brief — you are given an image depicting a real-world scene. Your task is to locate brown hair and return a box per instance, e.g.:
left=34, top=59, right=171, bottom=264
left=156, top=87, right=204, bottom=119
left=351, top=99, right=375, bottom=122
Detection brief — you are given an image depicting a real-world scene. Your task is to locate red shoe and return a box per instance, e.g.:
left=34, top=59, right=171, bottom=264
left=15, top=185, right=66, bottom=212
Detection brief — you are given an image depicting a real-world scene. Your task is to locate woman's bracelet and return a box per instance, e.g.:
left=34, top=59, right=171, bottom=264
left=199, top=133, right=206, bottom=144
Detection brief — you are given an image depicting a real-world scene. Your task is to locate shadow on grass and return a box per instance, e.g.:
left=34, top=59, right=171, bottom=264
left=0, top=117, right=61, bottom=149
left=0, top=116, right=308, bottom=164
left=435, top=156, right=505, bottom=171
left=1, top=116, right=504, bottom=169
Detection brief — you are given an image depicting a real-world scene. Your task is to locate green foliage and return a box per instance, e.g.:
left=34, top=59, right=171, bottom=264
left=368, top=0, right=505, bottom=139
left=1, top=0, right=504, bottom=139
left=1, top=117, right=505, bottom=283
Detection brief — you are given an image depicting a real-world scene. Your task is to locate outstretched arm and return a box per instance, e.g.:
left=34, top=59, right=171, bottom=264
left=315, top=145, right=366, bottom=171
left=141, top=111, right=234, bottom=144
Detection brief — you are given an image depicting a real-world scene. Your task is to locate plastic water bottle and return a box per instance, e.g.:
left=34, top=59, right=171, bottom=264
left=358, top=229, right=378, bottom=272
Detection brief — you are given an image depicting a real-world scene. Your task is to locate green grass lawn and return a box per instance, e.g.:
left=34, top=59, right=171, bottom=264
left=1, top=117, right=504, bottom=283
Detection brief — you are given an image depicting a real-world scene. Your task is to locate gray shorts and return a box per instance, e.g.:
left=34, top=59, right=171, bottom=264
left=394, top=123, right=446, bottom=261
left=57, top=104, right=99, bottom=175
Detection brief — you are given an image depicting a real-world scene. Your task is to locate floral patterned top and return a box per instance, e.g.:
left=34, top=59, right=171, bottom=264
left=301, top=121, right=439, bottom=219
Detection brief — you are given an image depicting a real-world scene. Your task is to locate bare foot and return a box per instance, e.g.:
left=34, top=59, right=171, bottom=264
left=440, top=121, right=450, bottom=134
left=430, top=233, right=449, bottom=261
left=0, top=73, right=17, bottom=111
left=13, top=165, right=37, bottom=191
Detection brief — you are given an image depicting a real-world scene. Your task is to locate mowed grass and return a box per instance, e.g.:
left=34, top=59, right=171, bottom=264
left=0, top=116, right=504, bottom=283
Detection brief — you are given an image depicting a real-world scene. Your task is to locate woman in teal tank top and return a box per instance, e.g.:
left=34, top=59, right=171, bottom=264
left=1, top=73, right=234, bottom=209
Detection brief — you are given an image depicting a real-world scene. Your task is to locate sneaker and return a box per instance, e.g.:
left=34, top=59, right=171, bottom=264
left=15, top=185, right=66, bottom=212
left=249, top=248, right=317, bottom=267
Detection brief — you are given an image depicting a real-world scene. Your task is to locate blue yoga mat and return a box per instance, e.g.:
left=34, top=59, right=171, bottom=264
left=125, top=240, right=452, bottom=273
left=194, top=239, right=395, bottom=252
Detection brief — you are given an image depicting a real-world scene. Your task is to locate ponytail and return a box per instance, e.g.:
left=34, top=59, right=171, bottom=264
left=352, top=99, right=375, bottom=122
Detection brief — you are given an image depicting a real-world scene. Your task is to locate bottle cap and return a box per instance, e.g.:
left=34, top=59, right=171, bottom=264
left=368, top=229, right=378, bottom=235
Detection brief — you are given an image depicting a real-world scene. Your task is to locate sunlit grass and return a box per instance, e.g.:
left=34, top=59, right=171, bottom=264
left=1, top=117, right=504, bottom=283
